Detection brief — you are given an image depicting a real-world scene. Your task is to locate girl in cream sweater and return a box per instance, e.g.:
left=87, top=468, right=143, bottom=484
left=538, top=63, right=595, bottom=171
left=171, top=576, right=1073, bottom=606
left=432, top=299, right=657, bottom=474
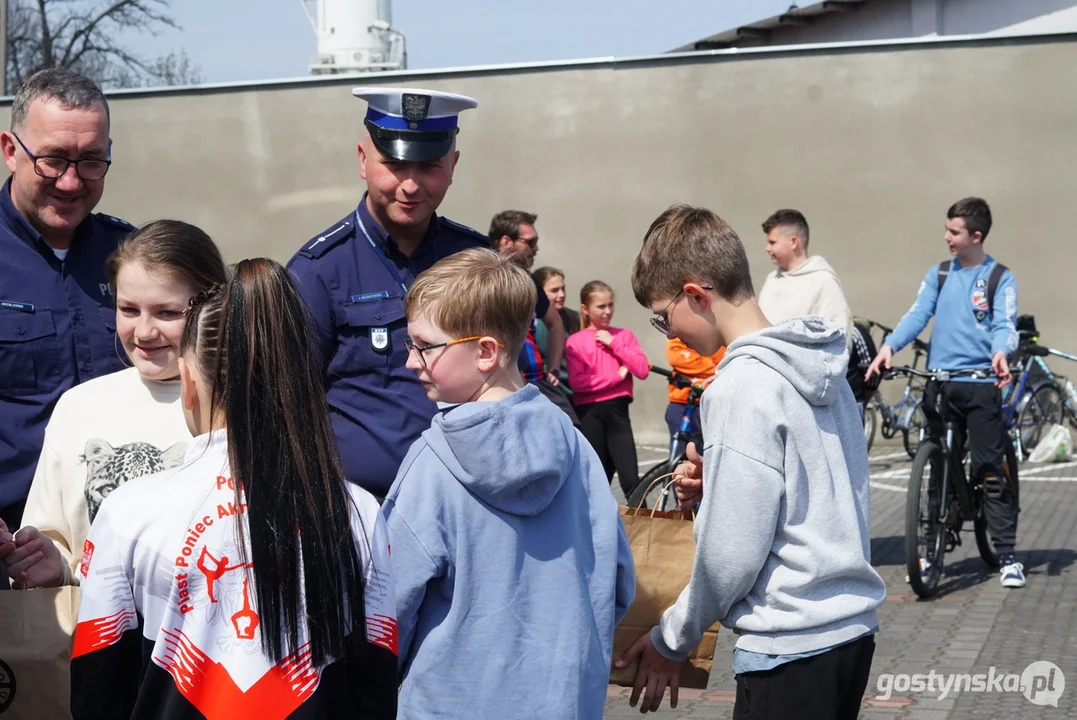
left=3, top=221, right=227, bottom=588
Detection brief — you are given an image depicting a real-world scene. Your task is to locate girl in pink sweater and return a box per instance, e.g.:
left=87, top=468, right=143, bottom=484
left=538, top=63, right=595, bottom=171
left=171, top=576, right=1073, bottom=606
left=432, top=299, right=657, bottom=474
left=566, top=281, right=650, bottom=498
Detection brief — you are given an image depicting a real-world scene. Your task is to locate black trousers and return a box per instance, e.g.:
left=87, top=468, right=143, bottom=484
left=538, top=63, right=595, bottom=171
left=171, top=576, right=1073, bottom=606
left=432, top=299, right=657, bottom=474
left=924, top=381, right=1018, bottom=554
left=733, top=635, right=876, bottom=720
left=0, top=499, right=26, bottom=591
left=576, top=397, right=638, bottom=498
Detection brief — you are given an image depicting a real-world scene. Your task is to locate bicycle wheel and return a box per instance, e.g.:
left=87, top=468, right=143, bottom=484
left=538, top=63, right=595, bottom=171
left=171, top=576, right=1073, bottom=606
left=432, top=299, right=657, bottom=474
left=1017, top=383, right=1064, bottom=457
left=903, top=399, right=928, bottom=460
left=906, top=440, right=946, bottom=598
left=626, top=459, right=683, bottom=510
left=975, top=441, right=1018, bottom=570
left=863, top=404, right=877, bottom=453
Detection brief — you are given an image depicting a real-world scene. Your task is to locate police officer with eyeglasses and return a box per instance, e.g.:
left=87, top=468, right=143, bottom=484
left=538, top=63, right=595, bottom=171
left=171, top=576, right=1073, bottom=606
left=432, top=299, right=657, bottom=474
left=0, top=69, right=134, bottom=586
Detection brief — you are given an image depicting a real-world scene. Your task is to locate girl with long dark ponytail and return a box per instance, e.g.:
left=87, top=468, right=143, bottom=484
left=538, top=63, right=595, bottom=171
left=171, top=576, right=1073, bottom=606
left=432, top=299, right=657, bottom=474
left=71, top=258, right=397, bottom=720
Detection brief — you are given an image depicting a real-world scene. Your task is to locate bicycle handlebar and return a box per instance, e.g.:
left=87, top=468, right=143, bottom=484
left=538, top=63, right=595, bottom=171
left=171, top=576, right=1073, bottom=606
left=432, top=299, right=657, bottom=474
left=649, top=365, right=702, bottom=391
left=882, top=366, right=994, bottom=382
left=867, top=319, right=893, bottom=335
left=864, top=320, right=927, bottom=354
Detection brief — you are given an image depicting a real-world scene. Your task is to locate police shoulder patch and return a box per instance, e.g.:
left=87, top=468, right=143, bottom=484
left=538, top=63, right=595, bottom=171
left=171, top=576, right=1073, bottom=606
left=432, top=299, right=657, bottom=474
left=437, top=216, right=490, bottom=246
left=298, top=218, right=355, bottom=259
left=95, top=213, right=136, bottom=232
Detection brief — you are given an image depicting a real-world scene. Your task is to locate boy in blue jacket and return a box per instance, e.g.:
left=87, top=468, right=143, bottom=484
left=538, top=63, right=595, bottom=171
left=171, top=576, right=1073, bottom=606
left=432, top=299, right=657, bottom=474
left=867, top=197, right=1022, bottom=588
left=383, top=247, right=635, bottom=719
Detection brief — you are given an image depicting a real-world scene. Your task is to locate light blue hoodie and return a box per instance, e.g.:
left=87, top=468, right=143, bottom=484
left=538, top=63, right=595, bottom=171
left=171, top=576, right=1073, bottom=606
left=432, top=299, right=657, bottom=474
left=885, top=256, right=1018, bottom=379
left=383, top=383, right=635, bottom=720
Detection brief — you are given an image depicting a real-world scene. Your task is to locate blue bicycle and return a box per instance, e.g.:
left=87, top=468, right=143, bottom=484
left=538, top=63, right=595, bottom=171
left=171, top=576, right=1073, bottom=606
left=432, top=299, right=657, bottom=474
left=626, top=366, right=705, bottom=511
left=1001, top=318, right=1077, bottom=456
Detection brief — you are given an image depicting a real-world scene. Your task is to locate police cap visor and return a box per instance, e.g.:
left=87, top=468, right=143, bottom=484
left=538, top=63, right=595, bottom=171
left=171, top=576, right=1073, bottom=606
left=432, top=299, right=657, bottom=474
left=364, top=120, right=457, bottom=163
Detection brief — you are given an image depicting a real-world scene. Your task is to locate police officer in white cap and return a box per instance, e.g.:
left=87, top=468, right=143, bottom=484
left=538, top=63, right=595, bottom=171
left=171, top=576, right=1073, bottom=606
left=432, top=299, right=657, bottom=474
left=287, top=87, right=488, bottom=499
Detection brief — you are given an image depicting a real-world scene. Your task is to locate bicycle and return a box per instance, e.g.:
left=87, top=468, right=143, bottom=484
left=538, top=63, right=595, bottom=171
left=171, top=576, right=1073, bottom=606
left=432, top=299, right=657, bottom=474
left=888, top=366, right=1019, bottom=598
left=626, top=366, right=705, bottom=511
left=862, top=321, right=930, bottom=458
left=1001, top=343, right=1068, bottom=457
left=999, top=320, right=1077, bottom=455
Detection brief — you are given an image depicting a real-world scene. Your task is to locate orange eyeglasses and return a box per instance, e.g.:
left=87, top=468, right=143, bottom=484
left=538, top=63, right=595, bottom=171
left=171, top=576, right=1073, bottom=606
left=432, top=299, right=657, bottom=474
left=404, top=335, right=506, bottom=369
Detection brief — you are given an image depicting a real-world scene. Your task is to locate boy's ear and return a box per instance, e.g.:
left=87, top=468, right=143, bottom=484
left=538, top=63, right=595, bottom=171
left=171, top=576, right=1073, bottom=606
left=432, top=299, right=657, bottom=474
left=684, top=283, right=713, bottom=312
left=477, top=336, right=502, bottom=372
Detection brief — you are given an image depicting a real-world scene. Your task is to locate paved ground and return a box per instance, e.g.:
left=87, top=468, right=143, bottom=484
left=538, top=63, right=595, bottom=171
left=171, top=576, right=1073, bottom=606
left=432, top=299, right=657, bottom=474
left=603, top=442, right=1077, bottom=719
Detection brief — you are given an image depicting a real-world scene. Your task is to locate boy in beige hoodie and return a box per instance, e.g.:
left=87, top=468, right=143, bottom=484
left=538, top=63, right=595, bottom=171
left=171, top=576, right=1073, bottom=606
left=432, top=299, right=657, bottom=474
left=759, top=209, right=852, bottom=341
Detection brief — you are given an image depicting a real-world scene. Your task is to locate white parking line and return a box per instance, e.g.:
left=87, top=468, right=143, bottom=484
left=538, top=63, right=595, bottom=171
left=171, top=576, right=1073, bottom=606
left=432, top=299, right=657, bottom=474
left=1021, top=460, right=1077, bottom=475
left=870, top=480, right=907, bottom=493
left=871, top=468, right=911, bottom=480
left=871, top=451, right=911, bottom=462
left=870, top=474, right=1077, bottom=490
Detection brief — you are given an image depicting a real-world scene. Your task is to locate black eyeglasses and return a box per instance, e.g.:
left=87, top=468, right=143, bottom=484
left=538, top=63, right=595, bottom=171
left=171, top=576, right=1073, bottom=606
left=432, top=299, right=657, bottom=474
left=650, top=285, right=714, bottom=337
left=404, top=335, right=505, bottom=369
left=514, top=235, right=538, bottom=250
left=12, top=133, right=111, bottom=181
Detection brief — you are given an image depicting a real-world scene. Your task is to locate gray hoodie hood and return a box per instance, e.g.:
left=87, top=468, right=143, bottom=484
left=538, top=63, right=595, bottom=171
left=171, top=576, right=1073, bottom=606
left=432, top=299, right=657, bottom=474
left=720, top=317, right=849, bottom=407
left=422, top=384, right=579, bottom=516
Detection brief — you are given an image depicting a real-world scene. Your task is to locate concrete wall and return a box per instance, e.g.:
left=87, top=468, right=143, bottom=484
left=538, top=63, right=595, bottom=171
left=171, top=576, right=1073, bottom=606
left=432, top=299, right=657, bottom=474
left=4, top=34, right=1076, bottom=443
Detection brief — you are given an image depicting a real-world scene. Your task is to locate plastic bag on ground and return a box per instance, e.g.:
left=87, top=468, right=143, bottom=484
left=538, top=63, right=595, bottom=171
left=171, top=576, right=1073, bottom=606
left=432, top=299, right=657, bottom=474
left=1028, top=423, right=1073, bottom=463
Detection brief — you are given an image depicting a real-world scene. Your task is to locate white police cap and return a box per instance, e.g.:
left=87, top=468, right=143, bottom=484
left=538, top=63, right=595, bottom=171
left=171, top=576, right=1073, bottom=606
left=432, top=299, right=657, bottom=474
left=353, top=87, right=479, bottom=162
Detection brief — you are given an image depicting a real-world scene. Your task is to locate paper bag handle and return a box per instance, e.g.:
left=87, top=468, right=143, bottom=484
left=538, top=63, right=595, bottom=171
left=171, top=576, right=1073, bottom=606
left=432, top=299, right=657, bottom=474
left=635, top=472, right=675, bottom=511
left=632, top=473, right=697, bottom=520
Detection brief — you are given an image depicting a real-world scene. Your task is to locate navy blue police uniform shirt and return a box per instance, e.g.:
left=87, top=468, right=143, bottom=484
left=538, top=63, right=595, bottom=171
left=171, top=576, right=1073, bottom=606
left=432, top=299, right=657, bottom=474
left=287, top=194, right=488, bottom=496
left=0, top=178, right=132, bottom=510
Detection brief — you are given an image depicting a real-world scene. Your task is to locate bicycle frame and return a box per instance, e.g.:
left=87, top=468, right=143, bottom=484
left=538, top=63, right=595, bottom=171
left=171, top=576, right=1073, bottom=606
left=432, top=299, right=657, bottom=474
left=637, top=366, right=706, bottom=511
left=666, top=401, right=698, bottom=466
left=880, top=346, right=926, bottom=430
left=999, top=343, right=1077, bottom=454
left=866, top=320, right=928, bottom=434
left=999, top=361, right=1035, bottom=428
left=1036, top=349, right=1077, bottom=421
left=890, top=366, right=994, bottom=524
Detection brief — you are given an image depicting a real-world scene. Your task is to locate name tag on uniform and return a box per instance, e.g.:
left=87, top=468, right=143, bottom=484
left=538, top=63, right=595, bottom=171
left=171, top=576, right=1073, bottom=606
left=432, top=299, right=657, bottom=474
left=0, top=300, right=35, bottom=313
left=352, top=291, right=390, bottom=304
left=370, top=327, right=390, bottom=352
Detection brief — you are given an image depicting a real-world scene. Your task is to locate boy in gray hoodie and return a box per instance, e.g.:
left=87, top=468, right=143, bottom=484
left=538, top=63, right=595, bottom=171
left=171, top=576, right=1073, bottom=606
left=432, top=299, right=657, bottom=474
left=618, top=204, right=887, bottom=718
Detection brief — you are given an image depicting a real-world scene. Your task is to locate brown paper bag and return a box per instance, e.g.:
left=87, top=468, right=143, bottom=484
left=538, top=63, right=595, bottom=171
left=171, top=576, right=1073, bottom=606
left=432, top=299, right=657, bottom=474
left=609, top=492, right=719, bottom=689
left=0, top=587, right=80, bottom=720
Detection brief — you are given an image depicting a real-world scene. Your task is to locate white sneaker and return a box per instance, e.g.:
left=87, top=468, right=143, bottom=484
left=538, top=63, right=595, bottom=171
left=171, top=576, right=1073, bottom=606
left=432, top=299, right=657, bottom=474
left=1000, top=562, right=1026, bottom=588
